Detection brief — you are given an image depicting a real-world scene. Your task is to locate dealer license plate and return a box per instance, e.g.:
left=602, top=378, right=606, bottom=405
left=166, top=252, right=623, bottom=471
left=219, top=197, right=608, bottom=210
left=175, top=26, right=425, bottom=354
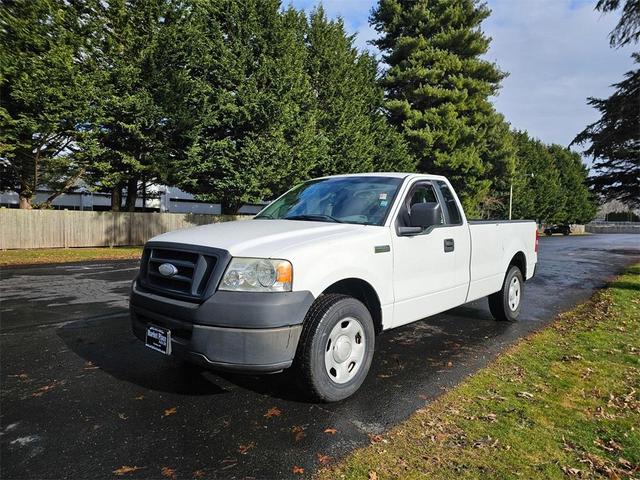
left=145, top=325, right=172, bottom=355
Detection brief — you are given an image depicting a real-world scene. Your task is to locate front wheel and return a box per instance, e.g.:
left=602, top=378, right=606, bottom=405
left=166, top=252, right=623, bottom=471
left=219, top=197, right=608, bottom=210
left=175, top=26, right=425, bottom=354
left=488, top=266, right=524, bottom=322
left=294, top=294, right=375, bottom=402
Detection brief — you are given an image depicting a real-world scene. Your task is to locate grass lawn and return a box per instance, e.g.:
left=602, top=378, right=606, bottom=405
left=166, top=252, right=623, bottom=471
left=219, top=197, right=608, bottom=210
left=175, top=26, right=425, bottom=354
left=320, top=264, right=640, bottom=480
left=0, top=247, right=143, bottom=266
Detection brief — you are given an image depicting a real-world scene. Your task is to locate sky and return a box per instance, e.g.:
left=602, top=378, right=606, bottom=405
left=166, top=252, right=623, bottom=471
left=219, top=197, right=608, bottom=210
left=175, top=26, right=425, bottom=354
left=288, top=0, right=636, bottom=150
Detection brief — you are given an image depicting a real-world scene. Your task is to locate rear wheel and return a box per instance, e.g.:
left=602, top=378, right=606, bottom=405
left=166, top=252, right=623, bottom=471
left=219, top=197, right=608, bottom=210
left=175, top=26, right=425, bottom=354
left=489, top=265, right=524, bottom=322
left=294, top=294, right=375, bottom=402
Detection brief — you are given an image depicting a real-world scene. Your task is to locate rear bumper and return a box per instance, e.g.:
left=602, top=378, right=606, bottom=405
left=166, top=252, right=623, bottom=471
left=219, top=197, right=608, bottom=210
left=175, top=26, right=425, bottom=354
left=130, top=281, right=313, bottom=373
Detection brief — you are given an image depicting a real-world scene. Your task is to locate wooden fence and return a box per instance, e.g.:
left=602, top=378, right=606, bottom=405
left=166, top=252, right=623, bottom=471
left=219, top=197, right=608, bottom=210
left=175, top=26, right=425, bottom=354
left=0, top=209, right=250, bottom=250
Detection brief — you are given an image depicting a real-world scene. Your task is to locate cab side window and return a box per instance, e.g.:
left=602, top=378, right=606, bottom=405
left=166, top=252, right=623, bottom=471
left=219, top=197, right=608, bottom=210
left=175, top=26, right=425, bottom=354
left=436, top=181, right=462, bottom=225
left=399, top=182, right=444, bottom=227
left=409, top=185, right=438, bottom=207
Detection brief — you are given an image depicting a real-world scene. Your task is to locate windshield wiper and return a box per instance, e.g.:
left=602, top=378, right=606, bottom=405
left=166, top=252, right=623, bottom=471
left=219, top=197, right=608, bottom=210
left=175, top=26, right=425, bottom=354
left=284, top=214, right=343, bottom=223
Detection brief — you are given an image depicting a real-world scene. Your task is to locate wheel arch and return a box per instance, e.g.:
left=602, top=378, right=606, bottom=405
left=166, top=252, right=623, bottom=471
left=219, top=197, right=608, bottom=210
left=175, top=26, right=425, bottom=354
left=321, top=278, right=383, bottom=334
left=509, top=251, right=527, bottom=278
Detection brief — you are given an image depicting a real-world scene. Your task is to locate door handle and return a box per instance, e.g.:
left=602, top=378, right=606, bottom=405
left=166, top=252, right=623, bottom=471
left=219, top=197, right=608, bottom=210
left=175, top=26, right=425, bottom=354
left=444, top=238, right=455, bottom=252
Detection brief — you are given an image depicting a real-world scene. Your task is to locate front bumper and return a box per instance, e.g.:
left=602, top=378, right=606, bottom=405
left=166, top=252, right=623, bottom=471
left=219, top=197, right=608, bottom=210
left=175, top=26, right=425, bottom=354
left=130, top=281, right=314, bottom=373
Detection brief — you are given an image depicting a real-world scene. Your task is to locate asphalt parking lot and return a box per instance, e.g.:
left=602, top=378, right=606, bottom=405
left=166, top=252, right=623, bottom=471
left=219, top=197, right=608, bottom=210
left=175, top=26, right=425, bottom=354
left=1, top=234, right=638, bottom=479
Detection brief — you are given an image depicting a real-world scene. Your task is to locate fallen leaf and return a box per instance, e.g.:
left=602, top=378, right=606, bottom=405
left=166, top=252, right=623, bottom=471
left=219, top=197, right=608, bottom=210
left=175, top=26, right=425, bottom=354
left=369, top=434, right=383, bottom=443
left=316, top=453, right=331, bottom=465
left=134, top=395, right=145, bottom=401
left=163, top=407, right=177, bottom=417
left=368, top=471, right=378, bottom=480
left=618, top=457, right=632, bottom=468
left=517, top=391, right=534, bottom=399
left=324, top=427, right=338, bottom=435
left=481, top=413, right=497, bottom=423
left=292, top=465, right=304, bottom=475
left=118, top=413, right=128, bottom=420
left=9, top=373, right=29, bottom=380
left=562, top=466, right=581, bottom=476
left=561, top=354, right=584, bottom=362
left=238, top=442, right=255, bottom=455
left=161, top=466, right=177, bottom=479
left=84, top=361, right=99, bottom=370
left=264, top=406, right=282, bottom=418
left=32, top=381, right=63, bottom=398
left=377, top=373, right=392, bottom=378
left=113, top=465, right=142, bottom=476
left=192, top=470, right=205, bottom=478
left=446, top=361, right=453, bottom=367
left=291, top=425, right=306, bottom=442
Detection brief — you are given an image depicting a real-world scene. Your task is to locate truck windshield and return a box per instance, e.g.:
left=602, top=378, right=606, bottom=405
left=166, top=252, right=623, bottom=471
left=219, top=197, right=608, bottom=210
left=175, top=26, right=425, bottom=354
left=255, top=176, right=403, bottom=226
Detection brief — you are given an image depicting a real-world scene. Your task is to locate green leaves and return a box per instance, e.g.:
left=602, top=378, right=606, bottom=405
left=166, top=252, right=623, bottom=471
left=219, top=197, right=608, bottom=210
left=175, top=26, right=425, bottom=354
left=573, top=54, right=640, bottom=209
left=161, top=1, right=412, bottom=213
left=0, top=0, right=102, bottom=207
left=371, top=0, right=513, bottom=218
left=0, top=0, right=598, bottom=222
left=511, top=132, right=596, bottom=224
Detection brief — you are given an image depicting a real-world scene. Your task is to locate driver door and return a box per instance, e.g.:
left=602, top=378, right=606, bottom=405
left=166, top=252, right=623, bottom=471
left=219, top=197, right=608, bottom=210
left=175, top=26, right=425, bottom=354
left=390, top=181, right=461, bottom=327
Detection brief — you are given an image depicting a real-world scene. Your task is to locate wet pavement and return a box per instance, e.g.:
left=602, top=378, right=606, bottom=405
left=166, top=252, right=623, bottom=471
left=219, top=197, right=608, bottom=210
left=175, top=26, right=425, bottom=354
left=1, top=234, right=638, bottom=479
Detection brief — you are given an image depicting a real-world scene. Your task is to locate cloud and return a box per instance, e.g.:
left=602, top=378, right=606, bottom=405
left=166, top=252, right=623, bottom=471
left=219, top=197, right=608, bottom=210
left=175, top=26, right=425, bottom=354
left=288, top=0, right=636, bottom=148
left=484, top=0, right=635, bottom=147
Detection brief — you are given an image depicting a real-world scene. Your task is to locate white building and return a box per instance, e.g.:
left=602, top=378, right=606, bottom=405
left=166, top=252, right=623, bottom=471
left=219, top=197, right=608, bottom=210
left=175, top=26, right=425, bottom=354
left=0, top=185, right=264, bottom=215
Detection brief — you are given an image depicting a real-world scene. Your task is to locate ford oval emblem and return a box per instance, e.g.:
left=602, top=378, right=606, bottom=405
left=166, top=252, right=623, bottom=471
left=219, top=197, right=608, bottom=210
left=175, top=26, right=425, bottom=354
left=158, top=263, right=178, bottom=277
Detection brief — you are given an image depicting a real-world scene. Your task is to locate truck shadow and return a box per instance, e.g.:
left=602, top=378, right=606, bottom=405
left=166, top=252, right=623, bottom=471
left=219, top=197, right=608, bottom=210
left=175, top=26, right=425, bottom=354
left=57, top=300, right=513, bottom=403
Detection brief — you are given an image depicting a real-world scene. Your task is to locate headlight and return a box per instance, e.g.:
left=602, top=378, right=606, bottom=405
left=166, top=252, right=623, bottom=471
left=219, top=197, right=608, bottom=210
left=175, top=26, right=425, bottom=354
left=219, top=258, right=293, bottom=292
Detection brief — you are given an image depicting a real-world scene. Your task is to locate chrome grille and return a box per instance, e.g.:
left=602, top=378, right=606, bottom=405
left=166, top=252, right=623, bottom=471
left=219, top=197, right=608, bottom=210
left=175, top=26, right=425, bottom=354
left=141, top=246, right=218, bottom=299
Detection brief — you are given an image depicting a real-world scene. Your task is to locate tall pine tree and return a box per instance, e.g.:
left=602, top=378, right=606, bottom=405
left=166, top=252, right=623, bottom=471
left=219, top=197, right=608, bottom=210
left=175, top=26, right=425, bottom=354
left=510, top=131, right=564, bottom=224
left=0, top=0, right=101, bottom=208
left=573, top=55, right=639, bottom=208
left=304, top=6, right=413, bottom=177
left=159, top=0, right=322, bottom=214
left=83, top=0, right=169, bottom=211
left=548, top=145, right=597, bottom=224
left=572, top=0, right=639, bottom=208
left=370, top=0, right=514, bottom=216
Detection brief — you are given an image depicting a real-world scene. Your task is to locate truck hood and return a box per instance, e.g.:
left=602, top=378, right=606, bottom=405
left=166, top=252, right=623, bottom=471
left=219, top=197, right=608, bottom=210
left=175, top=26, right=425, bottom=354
left=148, top=219, right=377, bottom=258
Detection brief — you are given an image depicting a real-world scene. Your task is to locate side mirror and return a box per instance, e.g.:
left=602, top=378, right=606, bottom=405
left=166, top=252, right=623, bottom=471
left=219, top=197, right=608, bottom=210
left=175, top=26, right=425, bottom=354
left=409, top=202, right=441, bottom=228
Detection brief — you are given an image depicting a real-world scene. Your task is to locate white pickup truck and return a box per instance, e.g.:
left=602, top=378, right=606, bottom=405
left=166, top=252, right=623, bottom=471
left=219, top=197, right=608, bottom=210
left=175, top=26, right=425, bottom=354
left=131, top=173, right=538, bottom=401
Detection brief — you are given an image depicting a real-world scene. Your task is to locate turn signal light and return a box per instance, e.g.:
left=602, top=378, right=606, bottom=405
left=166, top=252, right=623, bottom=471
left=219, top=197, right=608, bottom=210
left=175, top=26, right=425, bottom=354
left=276, top=261, right=293, bottom=284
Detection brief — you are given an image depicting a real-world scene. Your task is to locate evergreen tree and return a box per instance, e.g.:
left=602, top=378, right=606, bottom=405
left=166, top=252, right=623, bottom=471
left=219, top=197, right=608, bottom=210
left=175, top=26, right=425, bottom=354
left=84, top=0, right=169, bottom=211
left=304, top=7, right=413, bottom=177
left=370, top=0, right=514, bottom=216
left=159, top=0, right=322, bottom=214
left=510, top=131, right=564, bottom=224
left=596, top=0, right=640, bottom=47
left=0, top=0, right=101, bottom=208
left=573, top=54, right=640, bottom=208
left=548, top=145, right=597, bottom=224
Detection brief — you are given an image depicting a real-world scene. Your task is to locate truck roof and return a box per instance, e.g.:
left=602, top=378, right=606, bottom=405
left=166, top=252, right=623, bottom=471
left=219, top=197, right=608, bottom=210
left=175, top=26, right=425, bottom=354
left=320, top=172, right=449, bottom=181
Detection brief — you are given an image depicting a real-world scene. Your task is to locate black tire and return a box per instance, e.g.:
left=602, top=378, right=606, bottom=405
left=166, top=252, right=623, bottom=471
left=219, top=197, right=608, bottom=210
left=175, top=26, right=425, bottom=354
left=488, top=265, right=524, bottom=322
left=294, top=293, right=375, bottom=402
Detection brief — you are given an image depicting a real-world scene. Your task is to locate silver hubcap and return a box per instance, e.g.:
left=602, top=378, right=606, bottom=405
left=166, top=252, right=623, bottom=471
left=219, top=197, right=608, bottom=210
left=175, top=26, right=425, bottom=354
left=325, top=317, right=366, bottom=384
left=508, top=276, right=521, bottom=311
